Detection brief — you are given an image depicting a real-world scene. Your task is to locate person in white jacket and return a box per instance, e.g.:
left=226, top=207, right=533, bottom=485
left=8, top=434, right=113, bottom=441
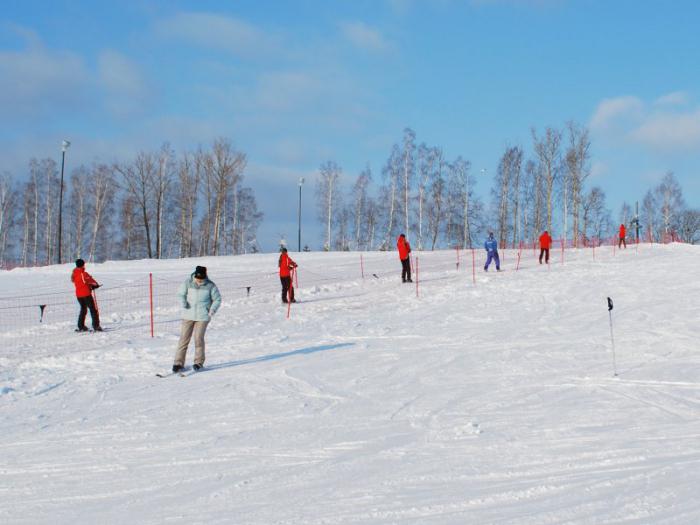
left=172, top=266, right=221, bottom=373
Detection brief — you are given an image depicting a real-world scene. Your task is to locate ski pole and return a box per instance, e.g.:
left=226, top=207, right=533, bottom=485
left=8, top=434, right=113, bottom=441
left=287, top=268, right=295, bottom=319
left=607, top=297, right=617, bottom=377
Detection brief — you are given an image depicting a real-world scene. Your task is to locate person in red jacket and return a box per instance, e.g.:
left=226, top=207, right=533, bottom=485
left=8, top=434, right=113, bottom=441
left=539, top=230, right=552, bottom=264
left=397, top=233, right=412, bottom=283
left=278, top=247, right=298, bottom=303
left=70, top=258, right=102, bottom=332
left=618, top=223, right=627, bottom=248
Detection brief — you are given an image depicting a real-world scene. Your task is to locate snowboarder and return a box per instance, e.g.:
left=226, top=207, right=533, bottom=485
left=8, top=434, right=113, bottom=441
left=397, top=233, right=412, bottom=282
left=484, top=232, right=501, bottom=272
left=172, top=266, right=221, bottom=373
left=71, top=258, right=102, bottom=332
left=539, top=230, right=552, bottom=264
left=618, top=223, right=627, bottom=249
left=279, top=247, right=298, bottom=303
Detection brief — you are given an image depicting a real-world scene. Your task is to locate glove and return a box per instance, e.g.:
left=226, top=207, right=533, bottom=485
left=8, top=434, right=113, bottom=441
left=183, top=302, right=190, bottom=309
left=91, top=284, right=101, bottom=290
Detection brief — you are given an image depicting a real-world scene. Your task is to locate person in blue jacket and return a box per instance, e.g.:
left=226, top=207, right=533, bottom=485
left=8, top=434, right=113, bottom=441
left=484, top=232, right=501, bottom=272
left=172, top=265, right=222, bottom=373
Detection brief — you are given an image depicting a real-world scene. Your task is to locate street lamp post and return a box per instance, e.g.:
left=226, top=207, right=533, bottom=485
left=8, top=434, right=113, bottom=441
left=298, top=177, right=305, bottom=252
left=57, top=140, right=71, bottom=264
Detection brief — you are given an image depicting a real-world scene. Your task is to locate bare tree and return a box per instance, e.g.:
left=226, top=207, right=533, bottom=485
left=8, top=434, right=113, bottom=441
left=426, top=148, right=446, bottom=250
left=316, top=161, right=341, bottom=251
left=87, top=163, right=116, bottom=261
left=0, top=173, right=16, bottom=266
left=655, top=172, right=685, bottom=238
left=679, top=208, right=700, bottom=244
left=380, top=145, right=401, bottom=247
left=493, top=146, right=522, bottom=247
left=415, top=144, right=435, bottom=250
left=401, top=128, right=416, bottom=235
left=564, top=121, right=591, bottom=246
left=532, top=126, right=562, bottom=234
left=176, top=151, right=201, bottom=258
left=115, top=152, right=157, bottom=258
left=641, top=189, right=657, bottom=242
left=582, top=186, right=610, bottom=244
left=351, top=165, right=372, bottom=250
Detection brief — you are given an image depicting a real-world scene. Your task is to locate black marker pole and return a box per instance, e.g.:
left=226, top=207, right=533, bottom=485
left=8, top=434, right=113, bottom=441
left=607, top=297, right=617, bottom=377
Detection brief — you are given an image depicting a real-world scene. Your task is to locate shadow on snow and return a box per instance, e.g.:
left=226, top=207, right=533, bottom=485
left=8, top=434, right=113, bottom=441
left=202, top=342, right=355, bottom=373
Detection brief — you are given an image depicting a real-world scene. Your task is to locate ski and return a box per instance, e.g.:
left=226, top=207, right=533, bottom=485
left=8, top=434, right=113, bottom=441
left=156, top=367, right=189, bottom=378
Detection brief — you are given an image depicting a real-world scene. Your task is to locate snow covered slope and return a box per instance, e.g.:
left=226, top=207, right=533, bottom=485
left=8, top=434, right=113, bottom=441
left=1, top=244, right=699, bottom=524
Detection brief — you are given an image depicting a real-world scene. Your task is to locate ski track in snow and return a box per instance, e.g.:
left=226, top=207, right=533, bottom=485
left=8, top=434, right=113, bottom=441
left=1, top=244, right=699, bottom=524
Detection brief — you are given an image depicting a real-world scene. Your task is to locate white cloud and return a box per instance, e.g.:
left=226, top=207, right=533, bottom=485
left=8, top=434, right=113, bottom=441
left=654, top=91, right=690, bottom=107
left=0, top=26, right=89, bottom=117
left=591, top=92, right=700, bottom=152
left=98, top=50, right=150, bottom=117
left=629, top=110, right=700, bottom=151
left=153, top=12, right=277, bottom=57
left=340, top=22, right=390, bottom=52
left=589, top=96, right=643, bottom=130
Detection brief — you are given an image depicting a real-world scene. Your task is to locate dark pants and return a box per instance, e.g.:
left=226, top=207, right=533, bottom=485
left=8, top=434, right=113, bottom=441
left=77, top=295, right=100, bottom=330
left=484, top=251, right=500, bottom=271
left=281, top=276, right=295, bottom=303
left=539, top=248, right=550, bottom=264
left=401, top=258, right=412, bottom=282
left=619, top=237, right=626, bottom=248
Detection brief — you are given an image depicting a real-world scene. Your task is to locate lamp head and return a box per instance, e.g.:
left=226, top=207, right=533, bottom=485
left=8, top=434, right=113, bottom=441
left=299, top=177, right=305, bottom=186
left=62, top=140, right=71, bottom=152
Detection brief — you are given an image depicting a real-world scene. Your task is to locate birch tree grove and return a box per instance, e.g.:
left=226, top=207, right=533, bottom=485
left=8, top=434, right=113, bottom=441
left=401, top=128, right=416, bottom=235
left=0, top=173, right=15, bottom=265
left=564, top=121, right=591, bottom=246
left=351, top=166, right=372, bottom=250
left=316, top=161, right=341, bottom=251
left=532, top=127, right=562, bottom=234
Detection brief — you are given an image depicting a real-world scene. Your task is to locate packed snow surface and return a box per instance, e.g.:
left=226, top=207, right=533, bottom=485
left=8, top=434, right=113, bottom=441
left=1, top=243, right=699, bottom=524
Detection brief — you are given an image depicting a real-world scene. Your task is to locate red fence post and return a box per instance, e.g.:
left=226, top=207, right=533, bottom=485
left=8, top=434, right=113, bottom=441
left=149, top=272, right=154, bottom=338
left=471, top=248, right=476, bottom=285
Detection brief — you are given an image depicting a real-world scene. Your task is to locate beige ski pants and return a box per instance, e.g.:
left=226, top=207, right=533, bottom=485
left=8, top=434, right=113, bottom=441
left=174, top=320, right=209, bottom=366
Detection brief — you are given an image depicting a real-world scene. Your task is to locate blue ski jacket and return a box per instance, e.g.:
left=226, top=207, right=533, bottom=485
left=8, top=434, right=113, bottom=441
left=484, top=237, right=498, bottom=253
left=178, top=274, right=222, bottom=322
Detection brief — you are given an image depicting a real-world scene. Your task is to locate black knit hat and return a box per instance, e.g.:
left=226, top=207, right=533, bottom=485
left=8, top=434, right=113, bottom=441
left=194, top=266, right=207, bottom=279
left=75, top=259, right=85, bottom=268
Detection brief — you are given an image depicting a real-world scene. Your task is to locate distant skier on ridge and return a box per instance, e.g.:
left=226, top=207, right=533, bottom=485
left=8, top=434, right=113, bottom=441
left=397, top=233, right=412, bottom=283
left=279, top=247, right=298, bottom=303
left=618, top=223, right=627, bottom=249
left=539, top=230, right=552, bottom=264
left=484, top=232, right=501, bottom=272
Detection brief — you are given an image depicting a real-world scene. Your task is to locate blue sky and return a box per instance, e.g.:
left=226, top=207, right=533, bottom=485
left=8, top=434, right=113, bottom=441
left=2, top=0, right=699, bottom=250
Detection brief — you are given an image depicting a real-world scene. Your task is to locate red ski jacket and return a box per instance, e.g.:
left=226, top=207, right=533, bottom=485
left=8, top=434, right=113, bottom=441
left=619, top=224, right=626, bottom=238
left=71, top=267, right=99, bottom=298
left=397, top=236, right=411, bottom=260
left=278, top=252, right=297, bottom=278
left=539, top=232, right=552, bottom=249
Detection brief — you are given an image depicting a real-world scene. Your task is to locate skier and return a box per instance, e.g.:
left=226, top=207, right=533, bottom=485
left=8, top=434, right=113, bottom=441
left=397, top=233, right=412, bottom=282
left=71, top=258, right=102, bottom=332
left=618, top=223, right=627, bottom=249
left=279, top=247, right=298, bottom=303
left=172, top=266, right=221, bottom=373
left=539, top=230, right=552, bottom=264
left=484, top=232, right=501, bottom=272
